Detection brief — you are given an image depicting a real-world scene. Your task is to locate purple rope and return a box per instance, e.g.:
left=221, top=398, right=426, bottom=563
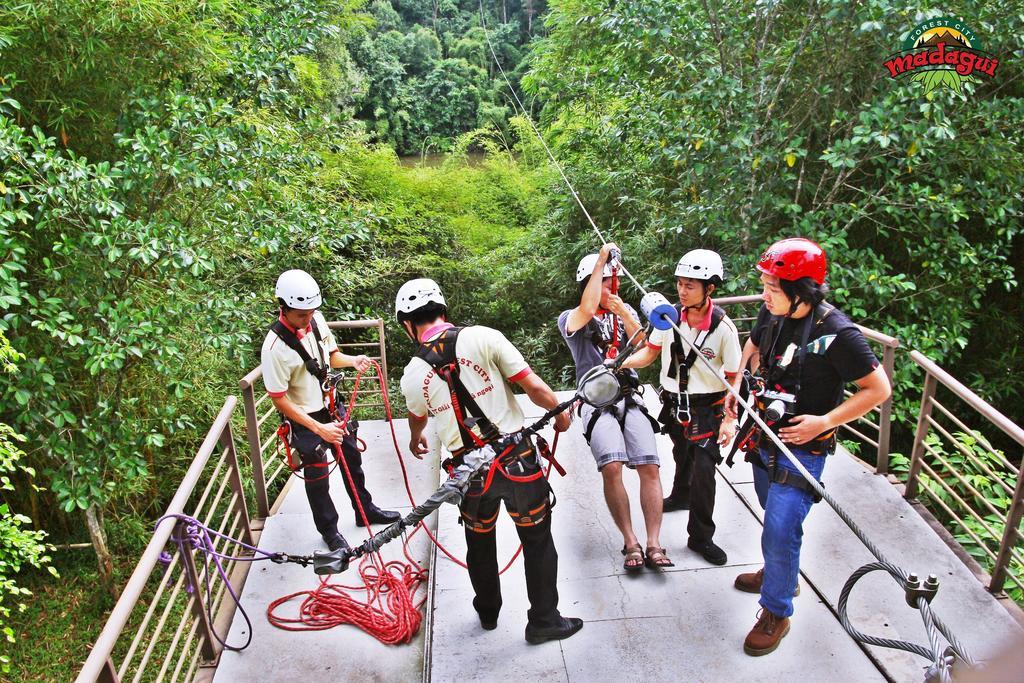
left=156, top=513, right=294, bottom=651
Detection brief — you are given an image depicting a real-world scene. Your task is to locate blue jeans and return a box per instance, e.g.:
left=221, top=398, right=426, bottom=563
left=752, top=446, right=826, bottom=618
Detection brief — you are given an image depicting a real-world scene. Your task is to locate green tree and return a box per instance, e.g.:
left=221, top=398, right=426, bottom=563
left=0, top=330, right=53, bottom=674
left=368, top=0, right=404, bottom=32
left=523, top=0, right=1023, bottom=423
left=402, top=25, right=443, bottom=76
left=351, top=29, right=414, bottom=149
left=0, top=0, right=231, bottom=159
left=409, top=58, right=487, bottom=151
left=0, top=0, right=377, bottom=592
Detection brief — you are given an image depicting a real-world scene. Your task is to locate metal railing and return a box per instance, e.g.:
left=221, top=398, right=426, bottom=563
left=238, top=319, right=388, bottom=518
left=78, top=302, right=1024, bottom=682
left=77, top=397, right=256, bottom=683
left=715, top=295, right=899, bottom=473
left=904, top=351, right=1024, bottom=597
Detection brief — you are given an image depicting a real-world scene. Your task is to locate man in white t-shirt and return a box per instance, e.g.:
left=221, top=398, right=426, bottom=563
left=261, top=270, right=399, bottom=553
left=396, top=278, right=582, bottom=646
left=622, top=249, right=741, bottom=566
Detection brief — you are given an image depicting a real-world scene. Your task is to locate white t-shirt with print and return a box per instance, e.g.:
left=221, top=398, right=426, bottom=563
left=400, top=325, right=532, bottom=452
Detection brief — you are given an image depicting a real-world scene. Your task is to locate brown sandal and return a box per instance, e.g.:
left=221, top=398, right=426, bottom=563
left=645, top=546, right=675, bottom=569
left=621, top=544, right=645, bottom=571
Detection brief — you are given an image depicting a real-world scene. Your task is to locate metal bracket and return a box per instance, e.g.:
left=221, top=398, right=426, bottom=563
left=904, top=572, right=940, bottom=608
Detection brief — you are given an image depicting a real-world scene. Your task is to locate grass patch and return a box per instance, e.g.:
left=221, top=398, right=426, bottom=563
left=4, top=550, right=125, bottom=682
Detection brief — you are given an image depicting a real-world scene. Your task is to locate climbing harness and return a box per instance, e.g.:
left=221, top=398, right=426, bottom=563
left=269, top=315, right=368, bottom=483
left=573, top=317, right=660, bottom=444
left=266, top=357, right=575, bottom=643
left=476, top=4, right=976, bottom=674
left=667, top=302, right=726, bottom=427
left=415, top=326, right=501, bottom=452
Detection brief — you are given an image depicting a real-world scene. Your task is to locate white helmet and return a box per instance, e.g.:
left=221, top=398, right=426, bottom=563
left=576, top=253, right=613, bottom=282
left=675, top=249, right=724, bottom=281
left=275, top=269, right=322, bottom=309
left=395, top=278, right=446, bottom=318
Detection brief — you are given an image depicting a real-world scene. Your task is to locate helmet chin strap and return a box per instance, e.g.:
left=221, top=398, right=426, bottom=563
left=682, top=295, right=709, bottom=312
left=786, top=296, right=808, bottom=318
left=401, top=320, right=418, bottom=344
left=682, top=283, right=713, bottom=313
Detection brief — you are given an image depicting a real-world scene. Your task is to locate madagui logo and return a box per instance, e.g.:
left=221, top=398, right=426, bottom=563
left=883, top=17, right=999, bottom=94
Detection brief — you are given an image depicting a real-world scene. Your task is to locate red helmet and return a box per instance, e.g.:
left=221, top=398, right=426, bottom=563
left=756, top=238, right=827, bottom=284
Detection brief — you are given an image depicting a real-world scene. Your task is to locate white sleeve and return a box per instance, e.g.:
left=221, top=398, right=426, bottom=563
left=720, top=322, right=742, bottom=374
left=647, top=326, right=672, bottom=349
left=488, top=329, right=530, bottom=381
left=400, top=365, right=429, bottom=418
left=261, top=341, right=290, bottom=396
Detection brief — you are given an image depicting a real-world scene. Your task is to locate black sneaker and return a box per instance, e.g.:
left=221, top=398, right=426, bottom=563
left=663, top=496, right=690, bottom=512
left=479, top=615, right=498, bottom=631
left=323, top=533, right=350, bottom=552
left=688, top=539, right=727, bottom=566
left=525, top=616, right=583, bottom=645
left=355, top=506, right=401, bottom=527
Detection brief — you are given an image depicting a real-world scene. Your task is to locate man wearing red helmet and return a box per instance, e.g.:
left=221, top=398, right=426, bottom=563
left=725, top=238, right=891, bottom=657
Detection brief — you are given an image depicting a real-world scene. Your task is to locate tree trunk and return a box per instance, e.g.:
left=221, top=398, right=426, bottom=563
left=526, top=0, right=534, bottom=35
left=86, top=504, right=118, bottom=599
left=28, top=474, right=40, bottom=530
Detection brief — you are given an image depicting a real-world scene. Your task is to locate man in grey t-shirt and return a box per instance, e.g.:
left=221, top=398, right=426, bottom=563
left=558, top=243, right=672, bottom=571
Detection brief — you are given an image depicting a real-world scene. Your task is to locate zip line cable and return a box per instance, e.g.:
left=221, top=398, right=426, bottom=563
left=477, top=4, right=975, bottom=678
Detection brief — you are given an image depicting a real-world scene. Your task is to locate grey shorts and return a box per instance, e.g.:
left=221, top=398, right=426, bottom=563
left=580, top=400, right=661, bottom=471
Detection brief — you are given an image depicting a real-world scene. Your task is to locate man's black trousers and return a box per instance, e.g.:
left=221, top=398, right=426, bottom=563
left=460, top=443, right=562, bottom=628
left=287, top=408, right=376, bottom=537
left=666, top=430, right=720, bottom=544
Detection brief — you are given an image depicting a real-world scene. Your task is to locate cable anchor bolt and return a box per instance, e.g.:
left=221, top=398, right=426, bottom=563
left=904, top=572, right=940, bottom=607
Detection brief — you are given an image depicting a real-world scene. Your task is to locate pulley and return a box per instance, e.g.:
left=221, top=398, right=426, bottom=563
left=640, top=291, right=679, bottom=331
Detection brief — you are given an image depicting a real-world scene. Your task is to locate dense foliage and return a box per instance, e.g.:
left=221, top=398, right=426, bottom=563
left=0, top=1, right=555, bottom=675
left=349, top=0, right=547, bottom=154
left=891, top=430, right=1023, bottom=603
left=0, top=330, right=52, bottom=674
left=522, top=0, right=1024, bottom=424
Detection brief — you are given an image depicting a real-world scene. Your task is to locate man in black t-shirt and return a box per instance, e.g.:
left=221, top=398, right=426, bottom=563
left=724, top=238, right=891, bottom=657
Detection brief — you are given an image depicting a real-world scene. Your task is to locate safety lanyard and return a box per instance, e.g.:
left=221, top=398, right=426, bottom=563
left=605, top=264, right=621, bottom=360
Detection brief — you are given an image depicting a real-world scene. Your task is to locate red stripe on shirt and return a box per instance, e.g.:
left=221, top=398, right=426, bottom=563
left=266, top=390, right=287, bottom=398
left=508, top=367, right=532, bottom=382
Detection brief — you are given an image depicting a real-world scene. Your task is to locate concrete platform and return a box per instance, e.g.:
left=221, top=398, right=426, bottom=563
left=214, top=390, right=1024, bottom=682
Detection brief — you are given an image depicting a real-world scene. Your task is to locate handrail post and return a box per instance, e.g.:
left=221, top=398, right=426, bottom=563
left=876, top=344, right=896, bottom=474
left=177, top=521, right=219, bottom=662
left=221, top=422, right=254, bottom=546
left=905, top=372, right=938, bottom=499
left=240, top=379, right=270, bottom=519
left=378, top=318, right=389, bottom=386
left=989, top=457, right=1024, bottom=593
